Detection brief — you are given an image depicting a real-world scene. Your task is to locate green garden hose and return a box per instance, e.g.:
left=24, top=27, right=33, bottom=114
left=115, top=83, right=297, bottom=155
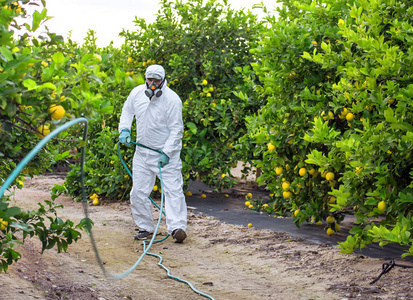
left=0, top=118, right=214, bottom=300
left=117, top=141, right=215, bottom=299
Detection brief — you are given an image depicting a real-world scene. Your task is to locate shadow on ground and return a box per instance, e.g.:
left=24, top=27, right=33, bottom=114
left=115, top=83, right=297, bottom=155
left=186, top=180, right=413, bottom=263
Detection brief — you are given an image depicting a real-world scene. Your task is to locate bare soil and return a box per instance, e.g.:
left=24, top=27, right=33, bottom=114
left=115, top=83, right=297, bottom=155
left=1, top=175, right=413, bottom=300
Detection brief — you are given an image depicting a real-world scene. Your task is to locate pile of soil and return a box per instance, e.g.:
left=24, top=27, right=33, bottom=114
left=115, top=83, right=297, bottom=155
left=1, top=175, right=412, bottom=299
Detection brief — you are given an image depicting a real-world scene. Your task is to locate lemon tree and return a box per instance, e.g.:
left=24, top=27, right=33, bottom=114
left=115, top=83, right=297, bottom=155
left=120, top=0, right=265, bottom=190
left=240, top=0, right=413, bottom=256
left=0, top=0, right=106, bottom=272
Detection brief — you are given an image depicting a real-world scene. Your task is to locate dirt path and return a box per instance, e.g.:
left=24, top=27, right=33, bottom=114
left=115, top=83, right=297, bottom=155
left=1, top=175, right=413, bottom=300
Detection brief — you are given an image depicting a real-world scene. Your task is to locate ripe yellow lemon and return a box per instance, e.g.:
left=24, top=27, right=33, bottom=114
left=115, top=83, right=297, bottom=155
left=202, top=79, right=208, bottom=85
left=325, top=172, right=335, bottom=181
left=247, top=193, right=252, bottom=198
left=245, top=201, right=251, bottom=207
left=185, top=191, right=192, bottom=197
left=93, top=198, right=99, bottom=205
left=221, top=174, right=226, bottom=178
left=201, top=194, right=207, bottom=198
left=49, top=105, right=65, bottom=120
left=267, top=142, right=275, bottom=151
left=248, top=204, right=253, bottom=209
left=326, top=228, right=335, bottom=235
left=346, top=113, right=354, bottom=121
left=308, top=168, right=315, bottom=175
left=294, top=210, right=300, bottom=217
left=299, top=168, right=307, bottom=176
left=275, top=167, right=283, bottom=175
left=282, top=182, right=290, bottom=190
left=283, top=191, right=291, bottom=198
left=0, top=218, right=8, bottom=231
left=328, top=111, right=334, bottom=120
left=36, top=125, right=50, bottom=138
left=248, top=223, right=253, bottom=228
left=153, top=185, right=158, bottom=192
left=378, top=201, right=386, bottom=211
left=326, top=216, right=335, bottom=224
left=127, top=57, right=133, bottom=63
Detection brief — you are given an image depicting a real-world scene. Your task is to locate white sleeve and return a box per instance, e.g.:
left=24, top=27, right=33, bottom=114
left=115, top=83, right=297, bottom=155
left=162, top=97, right=183, bottom=157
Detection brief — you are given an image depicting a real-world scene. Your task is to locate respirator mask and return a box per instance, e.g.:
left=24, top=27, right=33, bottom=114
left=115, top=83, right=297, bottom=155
left=145, top=80, right=164, bottom=98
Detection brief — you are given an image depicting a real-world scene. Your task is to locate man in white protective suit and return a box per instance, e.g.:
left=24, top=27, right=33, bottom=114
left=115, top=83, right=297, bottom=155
left=118, top=64, right=187, bottom=243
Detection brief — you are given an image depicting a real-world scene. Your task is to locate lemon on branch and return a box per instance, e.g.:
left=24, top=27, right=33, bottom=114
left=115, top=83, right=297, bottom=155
left=36, top=125, right=50, bottom=138
left=49, top=105, right=65, bottom=121
left=299, top=168, right=307, bottom=176
left=275, top=167, right=283, bottom=175
left=378, top=201, right=386, bottom=211
left=346, top=112, right=354, bottom=121
left=325, top=172, right=335, bottom=181
left=0, top=218, right=8, bottom=231
left=283, top=191, right=291, bottom=198
left=282, top=181, right=290, bottom=190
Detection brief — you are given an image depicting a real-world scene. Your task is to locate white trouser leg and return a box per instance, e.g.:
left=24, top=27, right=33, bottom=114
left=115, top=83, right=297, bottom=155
left=130, top=152, right=156, bottom=233
left=159, top=156, right=187, bottom=235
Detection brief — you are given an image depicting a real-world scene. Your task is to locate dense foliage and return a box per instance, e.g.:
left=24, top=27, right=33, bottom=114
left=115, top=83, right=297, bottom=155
left=244, top=0, right=413, bottom=256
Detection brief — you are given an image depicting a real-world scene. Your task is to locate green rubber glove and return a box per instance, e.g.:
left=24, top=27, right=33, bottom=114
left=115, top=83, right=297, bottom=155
left=119, top=129, right=131, bottom=147
left=158, top=152, right=169, bottom=168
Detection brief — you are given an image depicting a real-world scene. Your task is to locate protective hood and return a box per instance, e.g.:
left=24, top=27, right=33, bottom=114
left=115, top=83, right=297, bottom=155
left=145, top=64, right=165, bottom=80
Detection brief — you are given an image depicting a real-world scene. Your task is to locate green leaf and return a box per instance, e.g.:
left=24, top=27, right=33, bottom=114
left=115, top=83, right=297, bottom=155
left=390, top=122, right=413, bottom=132
left=349, top=226, right=362, bottom=235
left=0, top=47, right=13, bottom=61
left=31, top=9, right=48, bottom=32
left=38, top=82, right=56, bottom=91
left=23, top=79, right=37, bottom=90
left=384, top=108, right=397, bottom=123
left=5, top=206, right=21, bottom=217
left=52, top=52, right=65, bottom=65
left=99, top=105, right=114, bottom=114
left=186, top=122, right=197, bottom=134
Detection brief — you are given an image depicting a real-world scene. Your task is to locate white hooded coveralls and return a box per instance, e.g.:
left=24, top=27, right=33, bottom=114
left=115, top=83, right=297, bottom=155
left=118, top=65, right=187, bottom=234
